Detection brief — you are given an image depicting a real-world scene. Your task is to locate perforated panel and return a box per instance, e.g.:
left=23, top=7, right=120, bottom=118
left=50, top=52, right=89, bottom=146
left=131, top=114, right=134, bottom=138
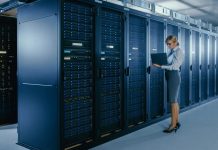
left=98, top=8, right=123, bottom=134
left=0, top=16, right=17, bottom=125
left=166, top=24, right=178, bottom=112
left=167, top=24, right=178, bottom=37
left=216, top=37, right=218, bottom=95
left=179, top=28, right=190, bottom=108
left=128, top=15, right=146, bottom=125
left=209, top=36, right=215, bottom=97
left=201, top=33, right=208, bottom=100
left=150, top=20, right=164, bottom=118
left=191, top=30, right=200, bottom=103
left=63, top=1, right=94, bottom=142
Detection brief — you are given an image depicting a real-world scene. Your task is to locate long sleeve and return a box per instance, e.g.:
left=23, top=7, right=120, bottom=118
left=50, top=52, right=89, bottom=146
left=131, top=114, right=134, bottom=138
left=161, top=48, right=184, bottom=70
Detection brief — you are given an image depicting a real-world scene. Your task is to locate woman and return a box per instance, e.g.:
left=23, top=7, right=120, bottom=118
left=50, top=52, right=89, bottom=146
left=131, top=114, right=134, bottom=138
left=153, top=35, right=184, bottom=133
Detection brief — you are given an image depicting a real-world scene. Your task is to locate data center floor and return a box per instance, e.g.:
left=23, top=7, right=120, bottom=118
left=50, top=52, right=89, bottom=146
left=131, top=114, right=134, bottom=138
left=1, top=99, right=218, bottom=150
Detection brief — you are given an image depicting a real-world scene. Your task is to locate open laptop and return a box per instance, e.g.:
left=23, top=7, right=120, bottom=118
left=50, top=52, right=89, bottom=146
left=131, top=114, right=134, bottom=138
left=151, top=53, right=168, bottom=65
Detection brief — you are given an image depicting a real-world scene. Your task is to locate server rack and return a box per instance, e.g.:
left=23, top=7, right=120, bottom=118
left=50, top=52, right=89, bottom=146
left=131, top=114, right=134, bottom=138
left=179, top=27, right=190, bottom=108
left=216, top=37, right=218, bottom=95
left=215, top=36, right=217, bottom=95
left=191, top=30, right=200, bottom=104
left=167, top=24, right=179, bottom=37
left=0, top=16, right=17, bottom=125
left=149, top=19, right=165, bottom=119
left=166, top=23, right=179, bottom=113
left=17, top=0, right=126, bottom=149
left=63, top=1, right=95, bottom=146
left=96, top=7, right=124, bottom=136
left=200, top=33, right=209, bottom=100
left=127, top=14, right=147, bottom=126
left=208, top=35, right=216, bottom=97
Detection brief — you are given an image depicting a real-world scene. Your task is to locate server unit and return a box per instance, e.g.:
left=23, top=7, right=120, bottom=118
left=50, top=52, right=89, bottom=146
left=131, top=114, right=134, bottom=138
left=127, top=15, right=147, bottom=126
left=167, top=24, right=178, bottom=37
left=149, top=19, right=165, bottom=118
left=216, top=37, right=218, bottom=95
left=201, top=33, right=209, bottom=100
left=166, top=23, right=179, bottom=112
left=0, top=16, right=17, bottom=125
left=191, top=30, right=200, bottom=104
left=179, top=27, right=190, bottom=108
left=208, top=35, right=216, bottom=97
left=63, top=1, right=95, bottom=145
left=96, top=7, right=124, bottom=136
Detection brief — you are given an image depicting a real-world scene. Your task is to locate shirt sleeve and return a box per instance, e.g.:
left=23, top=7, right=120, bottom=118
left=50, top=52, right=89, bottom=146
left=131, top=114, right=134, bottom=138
left=161, top=49, right=184, bottom=70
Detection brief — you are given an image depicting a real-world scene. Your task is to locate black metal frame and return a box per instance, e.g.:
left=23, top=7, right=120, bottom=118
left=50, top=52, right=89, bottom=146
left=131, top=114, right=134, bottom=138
left=0, top=16, right=17, bottom=125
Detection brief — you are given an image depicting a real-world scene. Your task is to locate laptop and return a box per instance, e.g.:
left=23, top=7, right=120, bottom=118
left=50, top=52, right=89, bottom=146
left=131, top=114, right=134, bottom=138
left=151, top=53, right=168, bottom=65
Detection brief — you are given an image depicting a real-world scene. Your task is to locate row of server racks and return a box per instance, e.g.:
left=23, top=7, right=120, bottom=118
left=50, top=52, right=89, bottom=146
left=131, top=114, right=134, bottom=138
left=17, top=0, right=218, bottom=150
left=0, top=16, right=17, bottom=125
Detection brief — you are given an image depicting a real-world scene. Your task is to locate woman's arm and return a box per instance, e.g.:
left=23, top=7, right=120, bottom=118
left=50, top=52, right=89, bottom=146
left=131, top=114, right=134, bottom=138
left=161, top=49, right=184, bottom=70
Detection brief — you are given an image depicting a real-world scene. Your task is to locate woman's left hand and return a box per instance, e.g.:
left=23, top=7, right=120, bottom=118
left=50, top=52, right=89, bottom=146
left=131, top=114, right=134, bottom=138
left=152, top=64, right=161, bottom=68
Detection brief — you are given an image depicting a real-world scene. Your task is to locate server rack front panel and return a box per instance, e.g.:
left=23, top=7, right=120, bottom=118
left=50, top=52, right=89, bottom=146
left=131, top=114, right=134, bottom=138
left=201, top=33, right=209, bottom=100
left=216, top=37, right=218, bottom=95
left=97, top=7, right=124, bottom=135
left=166, top=24, right=179, bottom=112
left=208, top=35, right=215, bottom=97
left=0, top=17, right=17, bottom=125
left=167, top=24, right=178, bottom=37
left=149, top=19, right=165, bottom=119
left=180, top=27, right=190, bottom=108
left=63, top=1, right=95, bottom=147
left=191, top=30, right=200, bottom=104
left=127, top=15, right=147, bottom=126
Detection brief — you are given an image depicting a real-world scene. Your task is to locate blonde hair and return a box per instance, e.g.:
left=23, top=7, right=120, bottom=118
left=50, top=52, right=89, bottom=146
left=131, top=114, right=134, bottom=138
left=165, top=35, right=179, bottom=46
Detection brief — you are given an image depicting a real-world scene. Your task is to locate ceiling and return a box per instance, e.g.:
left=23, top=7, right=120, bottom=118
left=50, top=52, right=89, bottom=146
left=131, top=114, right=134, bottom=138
left=0, top=0, right=16, bottom=16
left=0, top=0, right=9, bottom=3
left=1, top=0, right=218, bottom=25
left=147, top=0, right=218, bottom=26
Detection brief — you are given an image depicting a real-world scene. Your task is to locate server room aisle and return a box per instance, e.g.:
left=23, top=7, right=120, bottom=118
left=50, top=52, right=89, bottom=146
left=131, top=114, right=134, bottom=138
left=1, top=99, right=218, bottom=150
left=91, top=99, right=218, bottom=150
left=0, top=124, right=26, bottom=150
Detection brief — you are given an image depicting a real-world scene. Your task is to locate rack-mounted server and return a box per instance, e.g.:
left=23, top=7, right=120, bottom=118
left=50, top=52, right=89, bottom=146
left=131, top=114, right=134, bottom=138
left=0, top=16, right=17, bottom=125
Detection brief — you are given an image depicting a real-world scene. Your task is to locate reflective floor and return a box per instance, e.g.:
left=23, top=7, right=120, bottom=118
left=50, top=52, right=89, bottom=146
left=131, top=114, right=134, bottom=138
left=92, top=99, right=218, bottom=150
left=1, top=99, right=218, bottom=150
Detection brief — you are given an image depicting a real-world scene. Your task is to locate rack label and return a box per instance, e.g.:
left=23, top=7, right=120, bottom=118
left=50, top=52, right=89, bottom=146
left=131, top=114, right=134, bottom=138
left=106, top=45, right=114, bottom=49
left=0, top=51, right=7, bottom=54
left=72, top=43, right=83, bottom=47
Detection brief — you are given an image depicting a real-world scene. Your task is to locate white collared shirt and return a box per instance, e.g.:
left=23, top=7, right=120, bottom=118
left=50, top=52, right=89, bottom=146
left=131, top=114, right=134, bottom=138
left=161, top=46, right=184, bottom=71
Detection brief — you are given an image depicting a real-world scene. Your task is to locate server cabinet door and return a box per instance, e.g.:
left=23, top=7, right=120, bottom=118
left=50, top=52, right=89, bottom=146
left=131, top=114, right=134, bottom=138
left=128, top=15, right=147, bottom=126
left=216, top=37, right=218, bottom=95
left=201, top=34, right=209, bottom=100
left=167, top=24, right=178, bottom=37
left=166, top=24, right=178, bottom=112
left=209, top=36, right=215, bottom=97
left=63, top=1, right=94, bottom=146
left=149, top=20, right=165, bottom=119
left=0, top=17, right=17, bottom=125
left=180, top=28, right=190, bottom=108
left=191, top=30, right=200, bottom=104
left=97, top=8, right=124, bottom=135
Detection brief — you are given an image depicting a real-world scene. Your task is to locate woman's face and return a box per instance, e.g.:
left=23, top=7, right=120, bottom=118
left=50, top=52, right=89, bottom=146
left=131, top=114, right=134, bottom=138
left=166, top=40, right=177, bottom=49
